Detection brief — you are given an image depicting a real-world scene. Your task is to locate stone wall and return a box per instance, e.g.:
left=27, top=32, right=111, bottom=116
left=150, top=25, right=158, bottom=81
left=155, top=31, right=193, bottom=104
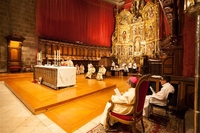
left=0, top=0, right=36, bottom=73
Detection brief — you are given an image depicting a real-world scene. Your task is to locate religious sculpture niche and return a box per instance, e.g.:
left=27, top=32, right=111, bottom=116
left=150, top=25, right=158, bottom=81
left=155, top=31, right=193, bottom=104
left=111, top=1, right=160, bottom=67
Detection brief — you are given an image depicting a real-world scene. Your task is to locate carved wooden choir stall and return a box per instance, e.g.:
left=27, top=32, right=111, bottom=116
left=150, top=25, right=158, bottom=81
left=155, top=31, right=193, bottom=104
left=5, top=34, right=25, bottom=73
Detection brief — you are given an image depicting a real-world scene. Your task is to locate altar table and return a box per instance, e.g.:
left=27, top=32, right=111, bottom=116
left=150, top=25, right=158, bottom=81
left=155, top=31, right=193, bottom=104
left=34, top=66, right=76, bottom=90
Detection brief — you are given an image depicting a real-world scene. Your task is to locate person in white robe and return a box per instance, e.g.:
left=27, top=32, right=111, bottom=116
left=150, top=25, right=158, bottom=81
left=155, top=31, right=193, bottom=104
left=143, top=76, right=175, bottom=117
left=65, top=57, right=74, bottom=67
left=128, top=62, right=133, bottom=73
left=75, top=64, right=80, bottom=74
left=111, top=60, right=115, bottom=68
left=122, top=64, right=129, bottom=76
left=61, top=59, right=66, bottom=66
left=100, top=76, right=138, bottom=130
left=79, top=64, right=85, bottom=74
left=87, top=63, right=92, bottom=70
left=86, top=65, right=96, bottom=79
left=96, top=65, right=106, bottom=80
left=132, top=62, right=137, bottom=73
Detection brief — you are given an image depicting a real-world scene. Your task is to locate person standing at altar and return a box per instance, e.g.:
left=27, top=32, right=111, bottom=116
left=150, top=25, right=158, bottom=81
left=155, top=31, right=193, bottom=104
left=79, top=64, right=85, bottom=74
left=65, top=57, right=74, bottom=67
left=75, top=64, right=80, bottom=75
left=86, top=64, right=96, bottom=79
left=100, top=76, right=138, bottom=130
left=61, top=59, right=66, bottom=66
left=96, top=65, right=106, bottom=81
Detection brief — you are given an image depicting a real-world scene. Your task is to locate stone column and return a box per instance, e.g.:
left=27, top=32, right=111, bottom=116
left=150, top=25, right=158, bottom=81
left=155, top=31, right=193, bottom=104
left=184, top=1, right=200, bottom=132
left=194, top=14, right=200, bottom=133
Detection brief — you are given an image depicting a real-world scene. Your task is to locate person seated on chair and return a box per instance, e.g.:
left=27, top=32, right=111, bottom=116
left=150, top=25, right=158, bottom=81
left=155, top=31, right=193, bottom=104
left=79, top=64, right=85, bottom=74
left=128, top=62, right=133, bottom=73
left=96, top=65, right=106, bottom=80
left=85, top=64, right=96, bottom=79
left=132, top=62, right=137, bottom=73
left=100, top=76, right=138, bottom=130
left=143, top=76, right=175, bottom=117
left=75, top=64, right=80, bottom=75
left=122, top=64, right=129, bottom=76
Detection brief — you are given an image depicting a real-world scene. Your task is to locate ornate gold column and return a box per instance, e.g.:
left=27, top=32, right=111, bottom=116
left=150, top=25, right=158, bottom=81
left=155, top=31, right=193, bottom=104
left=184, top=1, right=200, bottom=132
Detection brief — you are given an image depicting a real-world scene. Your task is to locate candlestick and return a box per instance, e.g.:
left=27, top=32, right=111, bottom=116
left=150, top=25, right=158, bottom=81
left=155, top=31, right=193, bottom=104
left=54, top=50, right=56, bottom=60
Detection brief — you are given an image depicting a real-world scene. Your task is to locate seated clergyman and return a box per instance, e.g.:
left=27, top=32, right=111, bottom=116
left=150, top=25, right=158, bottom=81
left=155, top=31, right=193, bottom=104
left=86, top=64, right=96, bottom=79
left=100, top=77, right=138, bottom=130
left=96, top=65, right=106, bottom=80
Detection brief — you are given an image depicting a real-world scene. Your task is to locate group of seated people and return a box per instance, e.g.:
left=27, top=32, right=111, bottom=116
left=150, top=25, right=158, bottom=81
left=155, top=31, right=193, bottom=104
left=111, top=61, right=139, bottom=76
left=75, top=64, right=85, bottom=74
left=85, top=64, right=106, bottom=80
left=100, top=75, right=175, bottom=130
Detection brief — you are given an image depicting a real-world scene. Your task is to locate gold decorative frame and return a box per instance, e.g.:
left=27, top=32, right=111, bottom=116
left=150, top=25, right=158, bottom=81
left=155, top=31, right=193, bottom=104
left=111, top=1, right=160, bottom=66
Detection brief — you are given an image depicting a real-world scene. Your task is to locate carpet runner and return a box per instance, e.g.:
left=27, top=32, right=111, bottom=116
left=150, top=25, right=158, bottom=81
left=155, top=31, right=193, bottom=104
left=87, top=114, right=184, bottom=133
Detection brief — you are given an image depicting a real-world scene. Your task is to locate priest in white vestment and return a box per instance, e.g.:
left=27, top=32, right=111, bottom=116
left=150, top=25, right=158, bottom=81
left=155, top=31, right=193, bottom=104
left=65, top=57, right=74, bottom=67
left=96, top=65, right=106, bottom=80
left=79, top=64, right=85, bottom=74
left=143, top=76, right=175, bottom=117
left=75, top=64, right=80, bottom=74
left=85, top=64, right=96, bottom=79
left=100, top=77, right=138, bottom=130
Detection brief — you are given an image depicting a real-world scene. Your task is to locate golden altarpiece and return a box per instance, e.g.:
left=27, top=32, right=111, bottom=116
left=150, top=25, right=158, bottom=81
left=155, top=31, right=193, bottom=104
left=111, top=1, right=160, bottom=69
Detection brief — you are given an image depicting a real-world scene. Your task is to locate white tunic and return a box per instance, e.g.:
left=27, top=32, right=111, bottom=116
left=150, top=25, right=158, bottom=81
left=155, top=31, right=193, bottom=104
left=100, top=87, right=135, bottom=129
left=96, top=67, right=106, bottom=80
left=143, top=82, right=175, bottom=117
left=79, top=65, right=85, bottom=73
left=86, top=67, right=96, bottom=78
left=65, top=60, right=74, bottom=67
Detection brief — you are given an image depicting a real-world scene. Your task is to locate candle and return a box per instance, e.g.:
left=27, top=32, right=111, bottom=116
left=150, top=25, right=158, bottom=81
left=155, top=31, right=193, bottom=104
left=57, top=50, right=59, bottom=60
left=59, top=50, right=60, bottom=60
left=38, top=52, right=40, bottom=60
left=40, top=51, right=42, bottom=60
left=54, top=50, right=56, bottom=60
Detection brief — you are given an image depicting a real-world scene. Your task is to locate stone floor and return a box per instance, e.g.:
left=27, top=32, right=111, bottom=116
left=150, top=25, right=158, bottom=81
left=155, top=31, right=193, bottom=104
left=0, top=81, right=113, bottom=133
left=0, top=81, right=194, bottom=133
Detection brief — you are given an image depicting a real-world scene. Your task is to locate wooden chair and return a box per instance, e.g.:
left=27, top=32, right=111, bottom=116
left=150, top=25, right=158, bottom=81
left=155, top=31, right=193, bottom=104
left=108, top=74, right=150, bottom=133
left=149, top=92, right=174, bottom=116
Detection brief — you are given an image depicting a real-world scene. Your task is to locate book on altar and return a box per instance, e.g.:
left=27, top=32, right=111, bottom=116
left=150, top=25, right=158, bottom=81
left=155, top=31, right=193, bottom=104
left=150, top=86, right=155, bottom=94
left=114, top=88, right=121, bottom=96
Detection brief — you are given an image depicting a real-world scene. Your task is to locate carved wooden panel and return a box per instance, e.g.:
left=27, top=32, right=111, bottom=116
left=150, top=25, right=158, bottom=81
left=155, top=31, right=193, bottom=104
left=38, top=37, right=111, bottom=65
left=9, top=48, right=20, bottom=61
left=5, top=34, right=25, bottom=73
left=63, top=46, right=67, bottom=55
left=185, top=84, right=194, bottom=108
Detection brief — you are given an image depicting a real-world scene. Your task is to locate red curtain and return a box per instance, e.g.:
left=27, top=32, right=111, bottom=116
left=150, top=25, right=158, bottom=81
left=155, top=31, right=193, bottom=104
left=36, top=0, right=115, bottom=47
left=182, top=14, right=195, bottom=77
left=159, top=4, right=172, bottom=39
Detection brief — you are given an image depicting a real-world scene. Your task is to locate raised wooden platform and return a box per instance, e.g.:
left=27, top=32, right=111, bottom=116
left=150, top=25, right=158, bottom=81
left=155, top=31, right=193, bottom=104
left=1, top=73, right=116, bottom=114
left=0, top=72, right=130, bottom=132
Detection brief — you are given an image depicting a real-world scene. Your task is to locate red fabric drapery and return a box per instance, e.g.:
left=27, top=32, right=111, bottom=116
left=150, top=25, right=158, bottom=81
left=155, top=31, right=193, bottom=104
left=159, top=4, right=172, bottom=39
left=36, top=0, right=115, bottom=47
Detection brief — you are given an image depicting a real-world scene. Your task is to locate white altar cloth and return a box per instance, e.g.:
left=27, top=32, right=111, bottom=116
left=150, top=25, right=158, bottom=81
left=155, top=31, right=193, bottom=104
left=35, top=66, right=76, bottom=89
left=56, top=66, right=76, bottom=87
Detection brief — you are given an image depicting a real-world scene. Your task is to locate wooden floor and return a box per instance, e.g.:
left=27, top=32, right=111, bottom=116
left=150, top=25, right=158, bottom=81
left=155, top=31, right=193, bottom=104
left=0, top=72, right=133, bottom=133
